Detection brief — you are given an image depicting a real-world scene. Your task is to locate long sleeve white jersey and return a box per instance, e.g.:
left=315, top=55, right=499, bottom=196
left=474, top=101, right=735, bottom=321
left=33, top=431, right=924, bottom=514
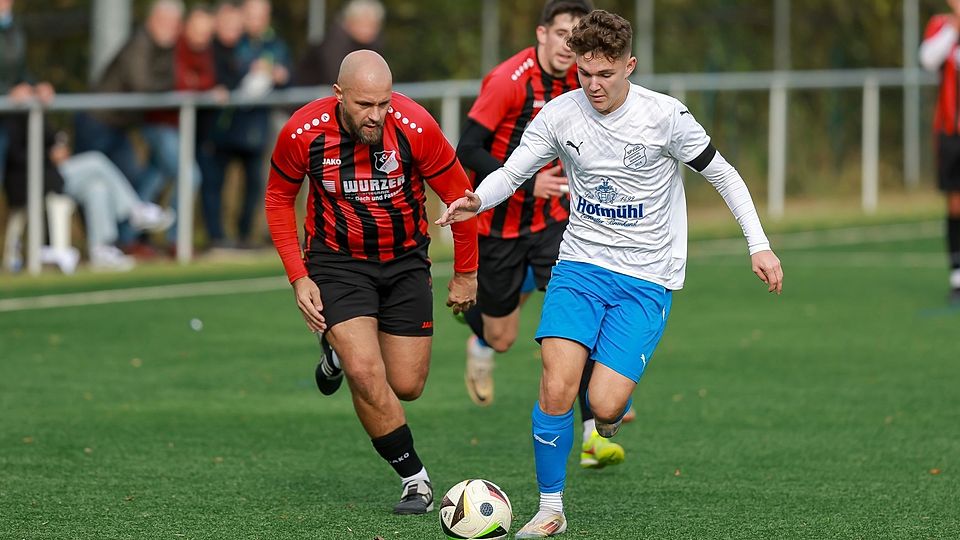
left=474, top=83, right=771, bottom=290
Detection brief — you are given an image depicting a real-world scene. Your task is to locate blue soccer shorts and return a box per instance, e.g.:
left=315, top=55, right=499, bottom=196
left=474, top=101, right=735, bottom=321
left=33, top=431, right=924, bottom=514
left=535, top=260, right=672, bottom=382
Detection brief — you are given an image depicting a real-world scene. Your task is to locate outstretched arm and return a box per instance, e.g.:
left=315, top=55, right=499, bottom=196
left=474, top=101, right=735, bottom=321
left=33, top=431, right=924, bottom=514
left=693, top=146, right=783, bottom=294
left=425, top=159, right=479, bottom=314
left=437, top=112, right=559, bottom=225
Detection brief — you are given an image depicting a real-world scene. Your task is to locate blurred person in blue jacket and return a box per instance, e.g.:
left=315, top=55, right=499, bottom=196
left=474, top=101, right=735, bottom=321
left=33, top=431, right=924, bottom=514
left=204, top=0, right=289, bottom=249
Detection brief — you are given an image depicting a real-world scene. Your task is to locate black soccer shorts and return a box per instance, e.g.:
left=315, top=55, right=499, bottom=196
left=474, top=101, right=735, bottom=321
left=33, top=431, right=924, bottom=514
left=477, top=220, right=565, bottom=318
left=306, top=244, right=434, bottom=336
left=938, top=134, right=960, bottom=192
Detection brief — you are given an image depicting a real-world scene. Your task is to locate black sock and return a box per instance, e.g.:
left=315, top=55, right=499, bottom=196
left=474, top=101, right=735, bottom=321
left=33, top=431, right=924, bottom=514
left=464, top=305, right=485, bottom=342
left=949, top=217, right=960, bottom=270
left=578, top=360, right=595, bottom=422
left=371, top=424, right=424, bottom=479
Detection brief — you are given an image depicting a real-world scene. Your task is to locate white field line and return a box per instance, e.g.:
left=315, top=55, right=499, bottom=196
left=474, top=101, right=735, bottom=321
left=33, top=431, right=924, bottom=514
left=0, top=276, right=289, bottom=313
left=697, top=251, right=945, bottom=268
left=690, top=220, right=942, bottom=257
left=0, top=221, right=942, bottom=313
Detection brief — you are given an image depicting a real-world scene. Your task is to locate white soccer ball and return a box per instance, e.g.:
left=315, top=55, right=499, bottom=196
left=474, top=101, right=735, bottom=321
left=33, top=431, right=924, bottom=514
left=439, top=479, right=513, bottom=539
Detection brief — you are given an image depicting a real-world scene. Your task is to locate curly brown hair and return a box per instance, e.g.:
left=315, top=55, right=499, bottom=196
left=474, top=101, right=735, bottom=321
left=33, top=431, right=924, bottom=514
left=566, top=9, right=633, bottom=62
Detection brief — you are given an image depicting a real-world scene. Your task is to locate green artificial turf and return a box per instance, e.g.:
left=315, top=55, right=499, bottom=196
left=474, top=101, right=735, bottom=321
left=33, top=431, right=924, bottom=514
left=1, top=226, right=957, bottom=539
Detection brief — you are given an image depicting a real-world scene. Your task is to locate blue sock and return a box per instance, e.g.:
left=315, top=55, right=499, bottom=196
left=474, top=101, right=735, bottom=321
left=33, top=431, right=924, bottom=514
left=531, top=403, right=574, bottom=494
left=520, top=266, right=537, bottom=294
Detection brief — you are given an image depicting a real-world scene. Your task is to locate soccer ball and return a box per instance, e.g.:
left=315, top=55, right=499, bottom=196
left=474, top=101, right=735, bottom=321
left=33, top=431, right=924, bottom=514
left=439, top=479, right=513, bottom=539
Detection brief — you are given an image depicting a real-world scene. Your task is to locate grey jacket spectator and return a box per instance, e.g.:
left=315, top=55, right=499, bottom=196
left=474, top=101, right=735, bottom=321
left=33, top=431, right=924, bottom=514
left=295, top=0, right=384, bottom=87
left=90, top=28, right=176, bottom=128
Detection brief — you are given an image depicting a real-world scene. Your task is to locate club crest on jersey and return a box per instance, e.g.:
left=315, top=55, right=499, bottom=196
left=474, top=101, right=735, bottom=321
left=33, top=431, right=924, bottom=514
left=594, top=178, right=617, bottom=203
left=575, top=177, right=644, bottom=226
left=375, top=150, right=399, bottom=174
left=623, top=143, right=647, bottom=170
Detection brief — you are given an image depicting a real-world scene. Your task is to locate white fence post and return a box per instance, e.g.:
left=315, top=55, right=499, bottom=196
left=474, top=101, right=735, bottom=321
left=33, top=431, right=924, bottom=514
left=441, top=92, right=460, bottom=145
left=177, top=101, right=196, bottom=264
left=903, top=0, right=921, bottom=189
left=862, top=76, right=880, bottom=213
left=26, top=105, right=44, bottom=275
left=767, top=78, right=788, bottom=220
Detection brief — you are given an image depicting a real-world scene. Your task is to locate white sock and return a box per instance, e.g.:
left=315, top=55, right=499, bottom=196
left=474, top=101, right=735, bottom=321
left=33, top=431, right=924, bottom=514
left=950, top=268, right=960, bottom=289
left=330, top=349, right=341, bottom=369
left=401, top=466, right=430, bottom=486
left=539, top=491, right=563, bottom=514
left=582, top=419, right=596, bottom=442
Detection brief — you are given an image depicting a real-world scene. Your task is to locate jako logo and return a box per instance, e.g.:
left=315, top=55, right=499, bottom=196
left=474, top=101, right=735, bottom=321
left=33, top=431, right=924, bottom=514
left=575, top=197, right=643, bottom=219
left=323, top=158, right=341, bottom=166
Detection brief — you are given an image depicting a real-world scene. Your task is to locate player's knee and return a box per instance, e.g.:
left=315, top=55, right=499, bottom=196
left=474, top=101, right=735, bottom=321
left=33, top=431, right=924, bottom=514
left=342, top=361, right=382, bottom=394
left=483, top=327, right=517, bottom=353
left=394, top=381, right=425, bottom=401
left=590, top=400, right=625, bottom=424
left=540, top=380, right=576, bottom=415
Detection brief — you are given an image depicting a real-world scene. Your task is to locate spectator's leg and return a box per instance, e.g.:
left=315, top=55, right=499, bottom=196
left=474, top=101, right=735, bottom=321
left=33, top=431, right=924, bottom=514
left=3, top=209, right=26, bottom=272
left=60, top=156, right=119, bottom=249
left=198, top=141, right=227, bottom=244
left=238, top=149, right=265, bottom=243
left=0, top=125, right=9, bottom=189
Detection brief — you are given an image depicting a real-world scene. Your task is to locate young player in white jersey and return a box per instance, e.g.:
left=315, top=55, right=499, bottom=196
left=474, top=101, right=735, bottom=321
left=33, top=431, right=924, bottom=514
left=437, top=9, right=784, bottom=538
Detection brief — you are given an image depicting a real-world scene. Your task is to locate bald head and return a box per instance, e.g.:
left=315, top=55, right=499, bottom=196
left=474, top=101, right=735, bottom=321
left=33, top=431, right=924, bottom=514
left=334, top=51, right=393, bottom=145
left=337, top=50, right=392, bottom=91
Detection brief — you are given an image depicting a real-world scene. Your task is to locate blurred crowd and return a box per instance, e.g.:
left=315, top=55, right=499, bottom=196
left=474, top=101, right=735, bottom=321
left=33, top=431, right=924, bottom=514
left=0, top=0, right=386, bottom=273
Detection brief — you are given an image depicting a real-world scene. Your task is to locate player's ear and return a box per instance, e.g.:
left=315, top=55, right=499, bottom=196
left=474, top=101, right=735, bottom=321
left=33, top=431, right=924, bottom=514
left=624, top=56, right=637, bottom=78
left=535, top=24, right=549, bottom=46
left=333, top=83, right=344, bottom=104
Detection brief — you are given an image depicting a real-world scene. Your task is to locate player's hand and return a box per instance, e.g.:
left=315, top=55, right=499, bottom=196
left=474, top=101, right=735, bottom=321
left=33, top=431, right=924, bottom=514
left=292, top=276, right=326, bottom=332
left=34, top=82, right=55, bottom=104
left=435, top=190, right=482, bottom=227
left=751, top=250, right=783, bottom=295
left=7, top=82, right=33, bottom=103
left=533, top=165, right=568, bottom=199
left=447, top=271, right=478, bottom=315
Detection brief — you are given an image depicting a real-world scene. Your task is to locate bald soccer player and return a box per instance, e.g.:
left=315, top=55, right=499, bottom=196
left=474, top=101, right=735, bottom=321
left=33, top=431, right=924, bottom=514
left=265, top=51, right=479, bottom=515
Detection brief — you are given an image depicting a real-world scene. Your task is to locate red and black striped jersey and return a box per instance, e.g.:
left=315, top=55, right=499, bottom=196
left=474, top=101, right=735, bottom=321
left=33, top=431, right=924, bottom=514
left=266, top=92, right=478, bottom=283
left=467, top=46, right=578, bottom=239
left=926, top=15, right=960, bottom=136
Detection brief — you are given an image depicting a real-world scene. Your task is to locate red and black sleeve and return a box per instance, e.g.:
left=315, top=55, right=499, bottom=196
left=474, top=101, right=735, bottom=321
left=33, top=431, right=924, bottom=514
left=265, top=122, right=309, bottom=283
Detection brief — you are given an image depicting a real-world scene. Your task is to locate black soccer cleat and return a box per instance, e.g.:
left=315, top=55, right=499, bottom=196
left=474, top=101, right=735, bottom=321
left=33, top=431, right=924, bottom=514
left=393, top=479, right=434, bottom=515
left=314, top=334, right=343, bottom=396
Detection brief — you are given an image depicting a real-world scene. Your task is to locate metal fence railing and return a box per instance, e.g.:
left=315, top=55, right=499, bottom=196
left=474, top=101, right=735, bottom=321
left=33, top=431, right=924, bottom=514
left=1, top=68, right=939, bottom=275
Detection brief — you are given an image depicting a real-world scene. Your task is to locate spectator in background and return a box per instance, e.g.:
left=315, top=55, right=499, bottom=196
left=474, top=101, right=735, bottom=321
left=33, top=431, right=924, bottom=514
left=208, top=0, right=290, bottom=248
left=3, top=116, right=175, bottom=273
left=53, top=138, right=175, bottom=272
left=1, top=115, right=77, bottom=274
left=75, top=0, right=181, bottom=184
left=295, top=0, right=385, bottom=87
left=74, top=0, right=184, bottom=256
left=198, top=1, right=245, bottom=248
left=134, top=3, right=210, bottom=253
left=0, top=0, right=54, bottom=186
left=920, top=0, right=960, bottom=302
